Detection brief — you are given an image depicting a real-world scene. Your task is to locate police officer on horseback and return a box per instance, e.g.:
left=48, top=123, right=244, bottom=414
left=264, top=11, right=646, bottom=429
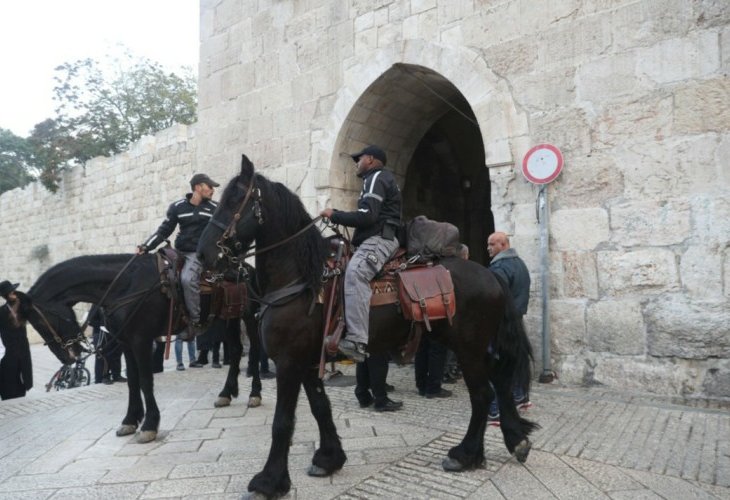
left=320, top=145, right=402, bottom=362
left=138, top=173, right=219, bottom=339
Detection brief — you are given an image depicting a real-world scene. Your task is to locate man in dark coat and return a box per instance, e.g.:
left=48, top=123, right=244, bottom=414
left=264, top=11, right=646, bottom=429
left=0, top=280, right=33, bottom=400
left=486, top=232, right=533, bottom=425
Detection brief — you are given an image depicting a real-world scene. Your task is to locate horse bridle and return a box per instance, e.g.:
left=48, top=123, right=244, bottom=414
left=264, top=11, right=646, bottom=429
left=210, top=176, right=263, bottom=267
left=31, top=303, right=88, bottom=351
left=210, top=175, right=323, bottom=269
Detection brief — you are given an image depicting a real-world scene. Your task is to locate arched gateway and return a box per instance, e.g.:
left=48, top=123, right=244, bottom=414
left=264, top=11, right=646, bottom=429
left=315, top=43, right=528, bottom=265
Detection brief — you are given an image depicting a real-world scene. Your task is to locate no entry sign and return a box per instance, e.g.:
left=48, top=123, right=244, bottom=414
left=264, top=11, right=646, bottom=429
left=522, top=144, right=563, bottom=184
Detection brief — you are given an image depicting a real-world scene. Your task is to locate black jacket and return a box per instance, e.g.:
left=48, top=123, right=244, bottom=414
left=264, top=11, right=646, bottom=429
left=0, top=303, right=33, bottom=400
left=330, top=167, right=402, bottom=246
left=143, top=194, right=218, bottom=252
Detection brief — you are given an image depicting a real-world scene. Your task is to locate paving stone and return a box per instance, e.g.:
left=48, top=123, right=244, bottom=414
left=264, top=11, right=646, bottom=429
left=0, top=346, right=728, bottom=499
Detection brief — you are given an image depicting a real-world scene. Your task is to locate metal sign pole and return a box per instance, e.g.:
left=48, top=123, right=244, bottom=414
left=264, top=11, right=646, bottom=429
left=522, top=143, right=562, bottom=384
left=538, top=184, right=554, bottom=383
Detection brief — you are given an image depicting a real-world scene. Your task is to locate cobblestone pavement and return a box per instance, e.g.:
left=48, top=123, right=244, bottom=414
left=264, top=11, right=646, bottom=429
left=0, top=344, right=728, bottom=499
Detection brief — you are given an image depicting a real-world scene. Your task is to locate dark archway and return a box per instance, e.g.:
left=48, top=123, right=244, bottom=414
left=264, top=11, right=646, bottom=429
left=401, top=108, right=493, bottom=265
left=331, top=64, right=493, bottom=264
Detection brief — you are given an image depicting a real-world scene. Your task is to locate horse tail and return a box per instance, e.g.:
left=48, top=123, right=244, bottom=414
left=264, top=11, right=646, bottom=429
left=492, top=272, right=533, bottom=396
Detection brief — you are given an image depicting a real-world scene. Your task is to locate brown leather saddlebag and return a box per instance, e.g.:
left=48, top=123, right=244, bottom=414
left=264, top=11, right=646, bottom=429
left=397, top=265, right=455, bottom=331
left=213, top=281, right=248, bottom=320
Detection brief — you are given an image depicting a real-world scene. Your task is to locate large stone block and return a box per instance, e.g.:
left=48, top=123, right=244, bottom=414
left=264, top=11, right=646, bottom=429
left=674, top=77, right=730, bottom=134
left=551, top=154, right=623, bottom=210
left=511, top=66, right=576, bottom=112
left=636, top=30, right=720, bottom=84
left=597, top=249, right=679, bottom=296
left=680, top=246, right=723, bottom=300
left=551, top=208, right=609, bottom=251
left=702, top=362, right=730, bottom=398
left=592, top=356, right=701, bottom=396
left=576, top=52, right=646, bottom=104
left=609, top=200, right=691, bottom=247
left=561, top=251, right=598, bottom=299
left=549, top=299, right=587, bottom=356
left=645, top=295, right=730, bottom=359
left=616, top=135, right=723, bottom=200
left=586, top=300, right=646, bottom=355
left=593, top=93, right=673, bottom=149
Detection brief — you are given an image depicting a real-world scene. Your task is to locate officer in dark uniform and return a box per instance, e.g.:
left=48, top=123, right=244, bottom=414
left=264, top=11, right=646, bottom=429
left=320, top=145, right=402, bottom=361
left=138, top=173, right=219, bottom=339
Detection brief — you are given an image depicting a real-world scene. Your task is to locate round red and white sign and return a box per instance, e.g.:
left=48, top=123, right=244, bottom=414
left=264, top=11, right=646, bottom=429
left=522, top=144, right=563, bottom=184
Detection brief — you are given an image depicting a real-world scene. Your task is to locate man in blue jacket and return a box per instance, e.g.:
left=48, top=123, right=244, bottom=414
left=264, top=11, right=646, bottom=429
left=487, top=232, right=533, bottom=424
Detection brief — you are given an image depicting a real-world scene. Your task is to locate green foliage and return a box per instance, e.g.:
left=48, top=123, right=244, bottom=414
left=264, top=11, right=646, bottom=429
left=0, top=128, right=36, bottom=194
left=0, top=50, right=197, bottom=193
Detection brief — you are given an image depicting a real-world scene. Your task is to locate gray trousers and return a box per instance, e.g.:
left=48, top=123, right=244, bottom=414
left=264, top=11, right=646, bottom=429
left=180, top=251, right=202, bottom=323
left=344, top=235, right=400, bottom=345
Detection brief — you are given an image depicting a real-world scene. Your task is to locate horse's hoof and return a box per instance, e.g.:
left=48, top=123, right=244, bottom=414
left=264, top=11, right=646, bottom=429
left=214, top=396, right=232, bottom=408
left=442, top=457, right=466, bottom=472
left=116, top=424, right=137, bottom=436
left=307, top=464, right=329, bottom=477
left=247, top=396, right=262, bottom=408
left=137, top=430, right=157, bottom=443
left=513, top=439, right=531, bottom=463
left=241, top=492, right=269, bottom=500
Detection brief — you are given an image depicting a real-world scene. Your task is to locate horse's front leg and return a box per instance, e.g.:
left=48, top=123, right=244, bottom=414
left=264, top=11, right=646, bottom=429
left=215, top=320, right=243, bottom=407
left=245, top=314, right=263, bottom=407
left=117, top=347, right=143, bottom=437
left=443, top=352, right=490, bottom=472
left=246, top=360, right=302, bottom=499
left=132, top=337, right=160, bottom=443
left=302, top=366, right=346, bottom=477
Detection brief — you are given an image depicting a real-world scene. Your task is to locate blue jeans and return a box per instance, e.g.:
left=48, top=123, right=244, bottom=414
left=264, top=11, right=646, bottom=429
left=175, top=336, right=197, bottom=364
left=489, top=385, right=527, bottom=415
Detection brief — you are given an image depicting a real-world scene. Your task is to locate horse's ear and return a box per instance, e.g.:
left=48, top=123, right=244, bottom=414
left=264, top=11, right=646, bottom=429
left=240, top=154, right=255, bottom=179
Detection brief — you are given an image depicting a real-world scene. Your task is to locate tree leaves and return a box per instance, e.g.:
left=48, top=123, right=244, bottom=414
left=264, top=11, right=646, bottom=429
left=0, top=50, right=197, bottom=193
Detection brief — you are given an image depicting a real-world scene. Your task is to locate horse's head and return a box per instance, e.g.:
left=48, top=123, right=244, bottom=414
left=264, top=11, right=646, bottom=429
left=17, top=291, right=83, bottom=364
left=198, top=154, right=264, bottom=271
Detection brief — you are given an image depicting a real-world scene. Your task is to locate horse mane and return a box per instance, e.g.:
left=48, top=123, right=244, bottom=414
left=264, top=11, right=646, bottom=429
left=29, top=254, right=133, bottom=302
left=249, top=173, right=329, bottom=293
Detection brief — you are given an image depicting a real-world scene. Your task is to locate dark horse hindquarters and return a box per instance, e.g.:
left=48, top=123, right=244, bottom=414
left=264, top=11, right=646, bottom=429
left=197, top=154, right=538, bottom=499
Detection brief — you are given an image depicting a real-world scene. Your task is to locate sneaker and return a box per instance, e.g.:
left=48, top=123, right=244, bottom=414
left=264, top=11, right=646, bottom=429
left=176, top=363, right=185, bottom=371
left=515, top=396, right=533, bottom=411
left=189, top=361, right=204, bottom=368
left=102, top=376, right=114, bottom=385
left=425, top=388, right=452, bottom=399
left=488, top=409, right=500, bottom=427
left=211, top=362, right=222, bottom=369
left=337, top=339, right=368, bottom=363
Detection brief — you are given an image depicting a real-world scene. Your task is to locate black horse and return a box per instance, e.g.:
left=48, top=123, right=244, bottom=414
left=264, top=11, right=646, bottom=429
left=15, top=253, right=263, bottom=442
left=197, top=155, right=538, bottom=499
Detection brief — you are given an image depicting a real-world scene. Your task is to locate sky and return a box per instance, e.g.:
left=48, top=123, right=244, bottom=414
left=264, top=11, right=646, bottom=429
left=0, top=0, right=199, bottom=137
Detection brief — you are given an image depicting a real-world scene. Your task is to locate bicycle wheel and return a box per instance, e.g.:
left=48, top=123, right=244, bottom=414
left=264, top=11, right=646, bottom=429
left=46, top=369, right=63, bottom=392
left=57, top=367, right=73, bottom=390
left=74, top=367, right=91, bottom=387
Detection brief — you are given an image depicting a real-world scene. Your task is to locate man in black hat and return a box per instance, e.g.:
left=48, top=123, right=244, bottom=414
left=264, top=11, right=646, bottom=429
left=138, top=174, right=220, bottom=339
left=320, top=145, right=402, bottom=363
left=0, top=280, right=33, bottom=400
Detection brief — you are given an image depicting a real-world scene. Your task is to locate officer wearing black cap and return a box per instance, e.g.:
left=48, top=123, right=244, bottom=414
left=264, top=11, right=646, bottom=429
left=320, top=145, right=402, bottom=363
left=138, top=174, right=220, bottom=339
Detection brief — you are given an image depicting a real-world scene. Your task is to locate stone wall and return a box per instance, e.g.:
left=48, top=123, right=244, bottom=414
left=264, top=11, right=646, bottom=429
left=195, top=0, right=729, bottom=398
left=0, top=124, right=198, bottom=340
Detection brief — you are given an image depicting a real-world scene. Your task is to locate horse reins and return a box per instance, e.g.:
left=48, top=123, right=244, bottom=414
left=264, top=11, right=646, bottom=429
left=212, top=175, right=323, bottom=266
